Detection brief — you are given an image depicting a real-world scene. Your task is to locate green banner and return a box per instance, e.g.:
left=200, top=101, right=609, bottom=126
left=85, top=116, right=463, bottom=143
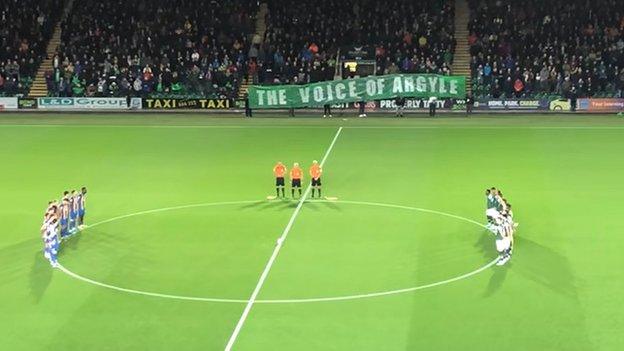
left=248, top=74, right=465, bottom=109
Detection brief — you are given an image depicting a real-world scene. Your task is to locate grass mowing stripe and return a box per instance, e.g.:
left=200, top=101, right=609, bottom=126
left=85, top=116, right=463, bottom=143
left=3, top=124, right=624, bottom=130
left=223, top=127, right=343, bottom=351
left=0, top=124, right=339, bottom=129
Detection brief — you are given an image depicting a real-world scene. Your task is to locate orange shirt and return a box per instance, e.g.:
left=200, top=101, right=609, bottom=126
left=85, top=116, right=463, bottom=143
left=290, top=166, right=303, bottom=180
left=273, top=164, right=286, bottom=177
left=309, top=164, right=322, bottom=179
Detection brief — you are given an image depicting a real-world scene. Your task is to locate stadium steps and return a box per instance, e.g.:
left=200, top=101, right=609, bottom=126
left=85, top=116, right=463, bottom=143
left=452, top=0, right=472, bottom=97
left=239, top=2, right=268, bottom=99
left=238, top=78, right=251, bottom=99
left=28, top=0, right=75, bottom=97
left=252, top=3, right=269, bottom=45
left=28, top=28, right=61, bottom=97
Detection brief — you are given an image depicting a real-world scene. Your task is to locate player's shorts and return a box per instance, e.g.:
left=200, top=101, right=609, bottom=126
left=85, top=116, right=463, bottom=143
left=69, top=211, right=77, bottom=219
left=60, top=218, right=68, bottom=226
left=486, top=208, right=500, bottom=219
left=275, top=177, right=285, bottom=186
left=292, top=179, right=302, bottom=187
left=79, top=209, right=85, bottom=217
left=46, top=238, right=59, bottom=253
left=311, top=177, right=321, bottom=186
left=496, top=238, right=511, bottom=252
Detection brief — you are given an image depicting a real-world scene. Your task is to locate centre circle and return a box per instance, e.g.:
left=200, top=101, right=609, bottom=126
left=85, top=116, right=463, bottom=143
left=58, top=200, right=496, bottom=303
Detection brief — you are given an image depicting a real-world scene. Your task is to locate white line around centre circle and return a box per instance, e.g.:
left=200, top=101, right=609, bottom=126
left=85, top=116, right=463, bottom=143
left=58, top=199, right=496, bottom=304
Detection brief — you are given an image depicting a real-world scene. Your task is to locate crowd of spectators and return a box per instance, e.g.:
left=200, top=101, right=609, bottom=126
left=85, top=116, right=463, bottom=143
left=14, top=0, right=624, bottom=102
left=5, top=0, right=456, bottom=98
left=253, top=0, right=456, bottom=85
left=49, top=0, right=256, bottom=98
left=469, top=0, right=624, bottom=99
left=0, top=0, right=64, bottom=96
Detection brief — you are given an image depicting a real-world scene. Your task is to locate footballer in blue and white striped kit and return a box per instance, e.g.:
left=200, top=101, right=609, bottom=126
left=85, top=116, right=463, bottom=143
left=60, top=193, right=70, bottom=239
left=69, top=190, right=79, bottom=234
left=78, top=187, right=87, bottom=229
left=42, top=217, right=59, bottom=267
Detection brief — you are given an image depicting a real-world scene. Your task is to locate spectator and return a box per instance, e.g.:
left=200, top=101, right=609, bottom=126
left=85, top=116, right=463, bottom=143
left=513, top=78, right=524, bottom=97
left=261, top=0, right=455, bottom=86
left=469, top=0, right=624, bottom=98
left=56, top=0, right=257, bottom=98
left=131, top=76, right=140, bottom=95
left=0, top=0, right=64, bottom=96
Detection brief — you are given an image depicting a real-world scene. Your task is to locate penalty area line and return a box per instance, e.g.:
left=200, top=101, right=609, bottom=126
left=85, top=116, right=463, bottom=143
left=224, top=127, right=343, bottom=351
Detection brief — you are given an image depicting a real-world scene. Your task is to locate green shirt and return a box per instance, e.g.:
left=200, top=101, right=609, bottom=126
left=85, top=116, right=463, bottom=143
left=496, top=198, right=504, bottom=211
left=486, top=194, right=497, bottom=209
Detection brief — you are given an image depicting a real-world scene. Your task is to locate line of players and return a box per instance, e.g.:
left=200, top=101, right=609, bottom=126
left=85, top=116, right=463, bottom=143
left=40, top=187, right=88, bottom=267
left=273, top=161, right=322, bottom=198
left=485, top=187, right=517, bottom=266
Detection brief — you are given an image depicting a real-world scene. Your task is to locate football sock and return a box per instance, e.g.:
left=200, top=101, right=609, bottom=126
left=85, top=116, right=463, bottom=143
left=276, top=188, right=280, bottom=197
left=318, top=189, right=321, bottom=197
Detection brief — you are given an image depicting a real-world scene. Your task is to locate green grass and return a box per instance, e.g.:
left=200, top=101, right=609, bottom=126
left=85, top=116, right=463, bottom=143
left=1, top=114, right=623, bottom=350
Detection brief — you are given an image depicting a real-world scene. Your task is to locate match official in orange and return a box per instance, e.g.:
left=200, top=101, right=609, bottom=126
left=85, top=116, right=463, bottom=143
left=290, top=162, right=303, bottom=198
left=273, top=161, right=287, bottom=198
left=309, top=160, right=322, bottom=198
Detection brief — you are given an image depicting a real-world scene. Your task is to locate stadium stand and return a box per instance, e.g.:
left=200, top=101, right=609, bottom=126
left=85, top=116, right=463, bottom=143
left=0, top=0, right=65, bottom=97
left=253, top=0, right=456, bottom=85
left=5, top=0, right=623, bottom=103
left=49, top=0, right=257, bottom=98
left=468, top=0, right=624, bottom=99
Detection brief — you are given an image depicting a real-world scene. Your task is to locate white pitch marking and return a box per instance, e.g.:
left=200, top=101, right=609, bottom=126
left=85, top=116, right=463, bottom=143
left=87, top=200, right=263, bottom=228
left=338, top=200, right=485, bottom=227
left=57, top=199, right=497, bottom=304
left=223, top=127, right=343, bottom=351
left=57, top=256, right=497, bottom=304
left=255, top=257, right=499, bottom=303
left=57, top=263, right=248, bottom=303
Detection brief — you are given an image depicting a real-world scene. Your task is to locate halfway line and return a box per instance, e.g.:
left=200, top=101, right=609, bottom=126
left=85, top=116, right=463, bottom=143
left=223, top=127, right=343, bottom=351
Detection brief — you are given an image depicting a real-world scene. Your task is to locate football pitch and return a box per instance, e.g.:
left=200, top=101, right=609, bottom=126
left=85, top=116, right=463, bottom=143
left=1, top=114, right=623, bottom=350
